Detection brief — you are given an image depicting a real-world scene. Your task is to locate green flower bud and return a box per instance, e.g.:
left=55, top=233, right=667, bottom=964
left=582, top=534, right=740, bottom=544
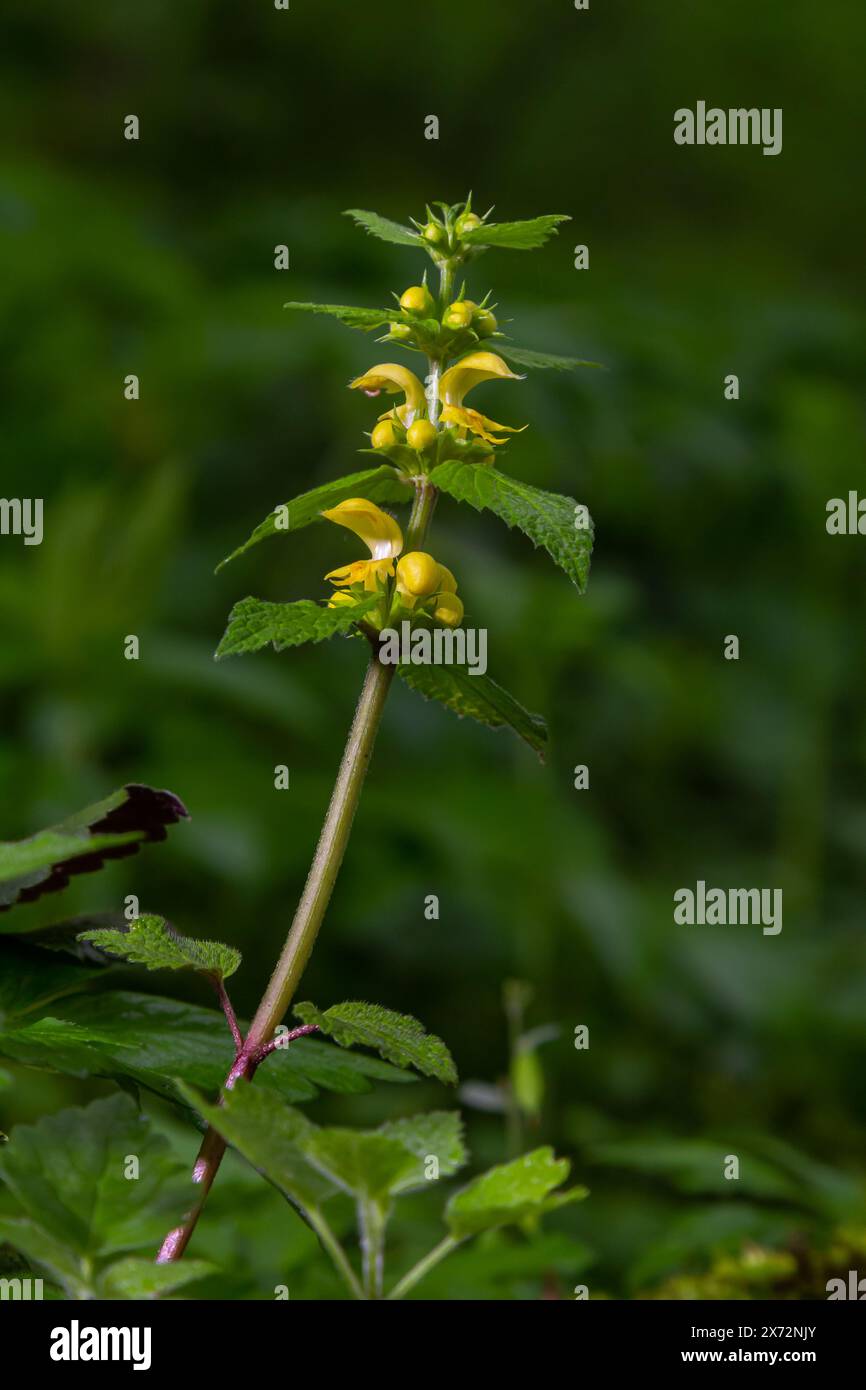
left=473, top=308, right=498, bottom=336
left=400, top=284, right=435, bottom=316
left=455, top=212, right=482, bottom=237
left=422, top=222, right=446, bottom=246
left=389, top=321, right=413, bottom=341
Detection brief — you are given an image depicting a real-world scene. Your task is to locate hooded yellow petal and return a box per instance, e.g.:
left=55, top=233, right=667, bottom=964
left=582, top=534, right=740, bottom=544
left=439, top=351, right=524, bottom=407
left=349, top=363, right=426, bottom=424
left=440, top=404, right=528, bottom=445
left=321, top=497, right=404, bottom=560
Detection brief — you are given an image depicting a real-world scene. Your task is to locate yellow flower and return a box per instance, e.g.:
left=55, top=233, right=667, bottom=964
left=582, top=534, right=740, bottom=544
left=439, top=351, right=523, bottom=406
left=321, top=497, right=403, bottom=592
left=440, top=404, right=528, bottom=446
left=349, top=363, right=426, bottom=426
left=396, top=551, right=442, bottom=598
left=438, top=351, right=525, bottom=444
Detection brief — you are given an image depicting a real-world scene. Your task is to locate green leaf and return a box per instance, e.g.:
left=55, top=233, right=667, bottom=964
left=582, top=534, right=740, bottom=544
left=463, top=215, right=570, bottom=251
left=343, top=208, right=422, bottom=248
left=215, top=595, right=379, bottom=661
left=0, top=784, right=189, bottom=916
left=98, top=1256, right=215, bottom=1300
left=0, top=940, right=109, bottom=1026
left=294, top=1001, right=457, bottom=1085
left=78, top=913, right=241, bottom=982
left=177, top=1082, right=335, bottom=1210
left=446, top=1147, right=588, bottom=1238
left=0, top=1095, right=191, bottom=1261
left=216, top=466, right=411, bottom=571
left=0, top=991, right=413, bottom=1108
left=430, top=460, right=593, bottom=593
left=398, top=664, right=548, bottom=759
left=302, top=1128, right=417, bottom=1203
left=0, top=1216, right=90, bottom=1296
left=283, top=302, right=399, bottom=333
left=495, top=343, right=603, bottom=372
left=378, top=1111, right=467, bottom=1192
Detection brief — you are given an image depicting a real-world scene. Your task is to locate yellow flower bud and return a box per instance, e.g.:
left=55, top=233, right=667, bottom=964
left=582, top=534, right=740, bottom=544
left=371, top=420, right=399, bottom=450
left=396, top=551, right=442, bottom=597
left=423, top=222, right=446, bottom=246
left=406, top=419, right=437, bottom=452
left=433, top=592, right=464, bottom=626
left=455, top=212, right=482, bottom=237
left=473, top=308, right=498, bottom=337
left=437, top=564, right=458, bottom=594
left=443, top=300, right=475, bottom=331
left=399, top=285, right=435, bottom=316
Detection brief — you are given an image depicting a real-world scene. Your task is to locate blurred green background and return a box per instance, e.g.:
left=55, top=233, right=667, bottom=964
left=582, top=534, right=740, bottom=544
left=1, top=0, right=865, bottom=1298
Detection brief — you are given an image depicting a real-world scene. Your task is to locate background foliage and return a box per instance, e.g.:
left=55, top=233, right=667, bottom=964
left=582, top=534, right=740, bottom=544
left=1, top=0, right=864, bottom=1298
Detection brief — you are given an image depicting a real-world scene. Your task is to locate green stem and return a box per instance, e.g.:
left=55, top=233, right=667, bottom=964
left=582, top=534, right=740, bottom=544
left=359, top=1198, right=387, bottom=1299
left=156, top=481, right=436, bottom=1265
left=306, top=1207, right=365, bottom=1301
left=386, top=1235, right=461, bottom=1301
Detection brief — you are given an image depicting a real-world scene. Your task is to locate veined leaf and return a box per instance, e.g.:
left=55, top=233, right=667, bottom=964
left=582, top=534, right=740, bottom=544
left=378, top=1112, right=467, bottom=1192
left=294, top=1001, right=457, bottom=1085
left=495, top=343, right=603, bottom=372
left=78, top=913, right=241, bottom=982
left=463, top=215, right=570, bottom=251
left=0, top=1095, right=191, bottom=1261
left=430, top=460, right=593, bottom=592
left=215, top=595, right=379, bottom=661
left=398, top=664, right=548, bottom=760
left=446, top=1147, right=588, bottom=1238
left=302, top=1128, right=417, bottom=1203
left=0, top=991, right=412, bottom=1108
left=98, top=1256, right=214, bottom=1300
left=0, top=784, right=189, bottom=916
left=284, top=302, right=398, bottom=332
left=177, top=1082, right=335, bottom=1210
left=344, top=208, right=422, bottom=247
left=217, top=466, right=410, bottom=571
left=0, top=940, right=110, bottom=1026
left=0, top=1216, right=91, bottom=1296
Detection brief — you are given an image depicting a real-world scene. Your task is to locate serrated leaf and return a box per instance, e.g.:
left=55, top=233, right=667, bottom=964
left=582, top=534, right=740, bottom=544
left=378, top=1111, right=467, bottom=1192
left=98, top=1256, right=214, bottom=1300
left=0, top=990, right=413, bottom=1109
left=215, top=595, right=379, bottom=660
left=344, top=208, right=422, bottom=247
left=283, top=301, right=399, bottom=332
left=0, top=1095, right=191, bottom=1262
left=302, top=1128, right=416, bottom=1203
left=463, top=215, right=570, bottom=251
left=294, top=1001, right=457, bottom=1085
left=0, top=784, right=189, bottom=916
left=398, top=664, right=548, bottom=759
left=495, top=343, right=603, bottom=372
left=446, top=1147, right=588, bottom=1238
left=177, top=1081, right=335, bottom=1210
left=78, top=913, right=241, bottom=982
left=430, top=460, right=593, bottom=592
left=217, top=467, right=411, bottom=570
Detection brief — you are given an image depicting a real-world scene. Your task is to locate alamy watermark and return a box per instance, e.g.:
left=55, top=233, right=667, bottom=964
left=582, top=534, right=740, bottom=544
left=674, top=102, right=782, bottom=157
left=378, top=621, right=487, bottom=676
left=0, top=498, right=43, bottom=545
left=674, top=880, right=783, bottom=935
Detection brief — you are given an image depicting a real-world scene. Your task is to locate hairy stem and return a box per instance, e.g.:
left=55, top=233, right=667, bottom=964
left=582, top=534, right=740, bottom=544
left=156, top=481, right=436, bottom=1264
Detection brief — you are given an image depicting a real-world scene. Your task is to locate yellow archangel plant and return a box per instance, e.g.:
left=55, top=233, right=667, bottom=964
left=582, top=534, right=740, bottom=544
left=157, top=196, right=598, bottom=1270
